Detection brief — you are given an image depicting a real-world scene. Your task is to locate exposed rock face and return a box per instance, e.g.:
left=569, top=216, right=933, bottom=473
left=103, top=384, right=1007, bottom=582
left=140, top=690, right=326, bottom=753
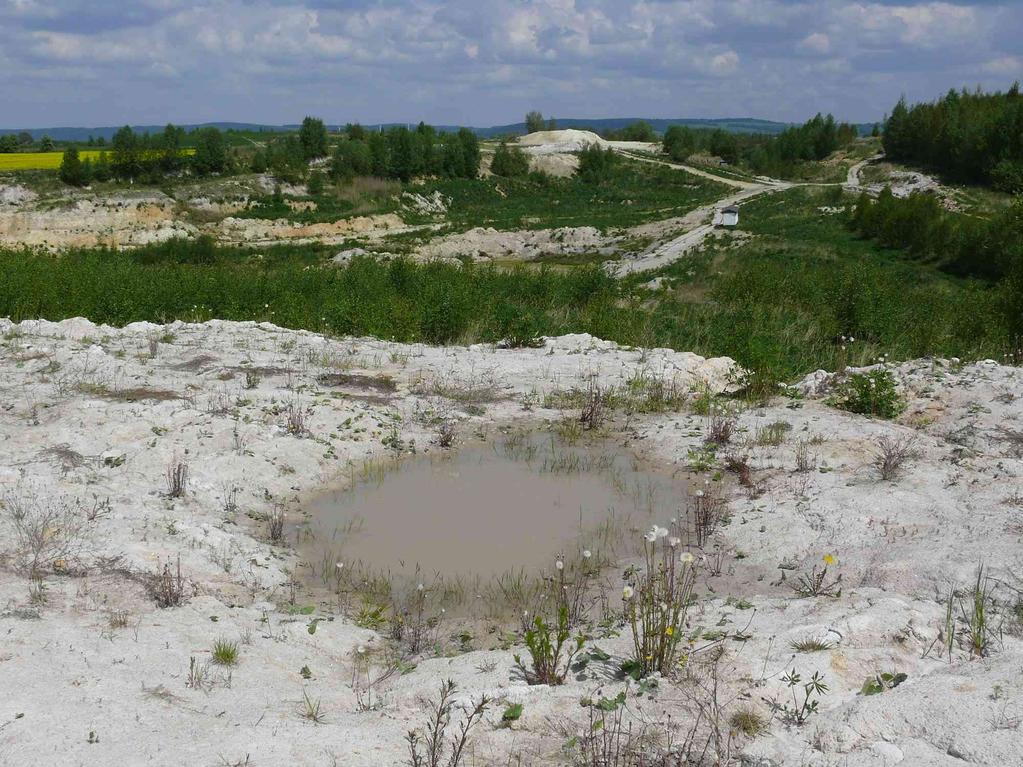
left=0, top=318, right=1020, bottom=766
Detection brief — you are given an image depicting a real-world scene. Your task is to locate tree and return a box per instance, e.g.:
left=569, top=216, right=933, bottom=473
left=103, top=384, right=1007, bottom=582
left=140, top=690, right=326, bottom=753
left=577, top=143, right=617, bottom=184
left=525, top=111, right=545, bottom=134
left=307, top=171, right=325, bottom=195
left=59, top=146, right=89, bottom=186
left=192, top=127, right=227, bottom=175
left=17, top=132, right=32, bottom=146
left=158, top=123, right=185, bottom=173
left=0, top=135, right=17, bottom=153
left=457, top=128, right=480, bottom=178
left=709, top=129, right=739, bottom=164
left=331, top=140, right=373, bottom=179
left=663, top=125, right=696, bottom=161
left=39, top=135, right=54, bottom=152
left=490, top=142, right=530, bottom=177
left=618, top=121, right=656, bottom=142
left=111, top=126, right=142, bottom=179
left=299, top=116, right=328, bottom=160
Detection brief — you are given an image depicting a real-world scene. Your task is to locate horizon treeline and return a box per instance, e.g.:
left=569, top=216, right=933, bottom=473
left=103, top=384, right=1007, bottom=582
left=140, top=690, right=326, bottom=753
left=661, top=113, right=861, bottom=176
left=58, top=123, right=230, bottom=186
left=883, top=83, right=1023, bottom=193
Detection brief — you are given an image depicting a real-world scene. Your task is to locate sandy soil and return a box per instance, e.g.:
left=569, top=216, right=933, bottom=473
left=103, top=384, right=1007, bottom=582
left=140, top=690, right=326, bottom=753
left=1, top=318, right=1020, bottom=766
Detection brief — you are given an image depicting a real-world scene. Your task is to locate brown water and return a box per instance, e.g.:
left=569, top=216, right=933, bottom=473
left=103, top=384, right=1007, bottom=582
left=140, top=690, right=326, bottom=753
left=295, top=433, right=688, bottom=580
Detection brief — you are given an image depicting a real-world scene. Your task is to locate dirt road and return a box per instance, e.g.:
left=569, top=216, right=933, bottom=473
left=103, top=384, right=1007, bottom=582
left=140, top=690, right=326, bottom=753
left=609, top=151, right=788, bottom=275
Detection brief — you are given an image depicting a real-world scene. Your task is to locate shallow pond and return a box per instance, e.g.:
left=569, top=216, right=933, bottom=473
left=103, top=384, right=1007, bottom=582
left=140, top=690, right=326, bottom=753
left=296, top=432, right=689, bottom=581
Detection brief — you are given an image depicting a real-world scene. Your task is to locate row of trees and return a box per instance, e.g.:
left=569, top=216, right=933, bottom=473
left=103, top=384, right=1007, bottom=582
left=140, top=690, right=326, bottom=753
left=58, top=124, right=230, bottom=186
left=326, top=123, right=480, bottom=183
left=849, top=189, right=1023, bottom=279
left=0, top=134, right=54, bottom=153
left=662, top=114, right=859, bottom=176
left=883, top=84, right=1023, bottom=192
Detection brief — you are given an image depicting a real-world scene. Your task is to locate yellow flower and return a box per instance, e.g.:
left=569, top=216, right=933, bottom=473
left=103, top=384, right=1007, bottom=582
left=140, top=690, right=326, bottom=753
left=665, top=626, right=674, bottom=636
left=823, top=553, right=836, bottom=566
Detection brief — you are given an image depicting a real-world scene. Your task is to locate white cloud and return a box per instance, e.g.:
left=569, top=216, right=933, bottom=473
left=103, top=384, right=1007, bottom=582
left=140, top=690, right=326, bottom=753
left=709, top=50, right=740, bottom=76
left=0, top=0, right=1018, bottom=127
left=799, top=32, right=831, bottom=55
left=982, top=56, right=1020, bottom=76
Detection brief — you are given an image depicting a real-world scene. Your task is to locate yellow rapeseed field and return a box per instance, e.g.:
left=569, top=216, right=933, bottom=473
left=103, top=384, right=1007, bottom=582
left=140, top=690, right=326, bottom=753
left=0, top=149, right=196, bottom=171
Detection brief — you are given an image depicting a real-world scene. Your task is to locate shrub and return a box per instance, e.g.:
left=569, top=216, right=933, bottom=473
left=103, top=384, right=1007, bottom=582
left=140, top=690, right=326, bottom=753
left=406, top=680, right=489, bottom=767
left=514, top=606, right=584, bottom=685
left=577, top=144, right=618, bottom=184
left=830, top=370, right=904, bottom=419
left=622, top=526, right=697, bottom=677
left=872, top=434, right=916, bottom=480
left=490, top=142, right=530, bottom=178
left=211, top=638, right=239, bottom=666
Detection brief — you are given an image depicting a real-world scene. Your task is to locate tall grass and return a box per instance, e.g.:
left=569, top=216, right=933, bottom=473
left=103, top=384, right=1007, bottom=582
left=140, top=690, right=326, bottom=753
left=0, top=185, right=1009, bottom=389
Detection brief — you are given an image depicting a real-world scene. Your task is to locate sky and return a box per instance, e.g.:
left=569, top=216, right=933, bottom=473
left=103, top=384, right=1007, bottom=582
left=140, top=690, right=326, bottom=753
left=1, top=0, right=1021, bottom=129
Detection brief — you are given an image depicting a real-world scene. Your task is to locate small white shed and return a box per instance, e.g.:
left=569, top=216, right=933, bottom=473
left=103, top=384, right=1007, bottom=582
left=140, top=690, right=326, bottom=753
left=718, top=205, right=739, bottom=227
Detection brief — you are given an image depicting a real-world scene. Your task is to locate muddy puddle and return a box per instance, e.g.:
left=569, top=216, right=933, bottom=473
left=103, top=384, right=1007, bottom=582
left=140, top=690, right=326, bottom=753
left=295, top=432, right=691, bottom=584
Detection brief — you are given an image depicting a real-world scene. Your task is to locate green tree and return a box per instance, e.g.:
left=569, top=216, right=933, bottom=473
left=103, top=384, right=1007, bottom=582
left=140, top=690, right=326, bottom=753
left=490, top=142, right=530, bottom=177
left=0, top=135, right=17, bottom=153
left=192, top=127, right=227, bottom=175
left=158, top=123, right=185, bottom=173
left=306, top=171, right=325, bottom=195
left=59, top=146, right=89, bottom=186
left=299, top=116, right=328, bottom=160
left=39, top=135, right=54, bottom=152
left=111, top=126, right=142, bottom=179
left=17, top=132, right=32, bottom=146
left=331, top=139, right=373, bottom=179
left=577, top=143, right=617, bottom=183
left=525, top=111, right=545, bottom=134
left=457, top=128, right=480, bottom=179
left=662, top=125, right=696, bottom=161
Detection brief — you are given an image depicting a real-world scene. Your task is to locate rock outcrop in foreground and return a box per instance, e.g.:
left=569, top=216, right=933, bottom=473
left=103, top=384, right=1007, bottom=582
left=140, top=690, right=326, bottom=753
left=0, top=318, right=1020, bottom=766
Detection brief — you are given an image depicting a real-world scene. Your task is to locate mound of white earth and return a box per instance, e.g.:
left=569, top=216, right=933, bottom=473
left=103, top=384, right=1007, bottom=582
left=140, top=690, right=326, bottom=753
left=0, top=318, right=1021, bottom=766
left=517, top=129, right=608, bottom=154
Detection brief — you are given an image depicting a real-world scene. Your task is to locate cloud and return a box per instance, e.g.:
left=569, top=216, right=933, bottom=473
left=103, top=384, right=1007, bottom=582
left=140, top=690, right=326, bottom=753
left=982, top=55, right=1021, bottom=76
left=799, top=32, right=831, bottom=55
left=0, top=0, right=1019, bottom=128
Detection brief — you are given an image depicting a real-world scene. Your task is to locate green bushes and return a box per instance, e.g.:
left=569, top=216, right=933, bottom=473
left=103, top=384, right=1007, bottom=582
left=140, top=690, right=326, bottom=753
left=830, top=370, right=904, bottom=419
left=883, top=85, right=1023, bottom=191
left=490, top=142, right=530, bottom=178
left=513, top=607, right=584, bottom=685
left=576, top=144, right=618, bottom=184
left=0, top=246, right=623, bottom=346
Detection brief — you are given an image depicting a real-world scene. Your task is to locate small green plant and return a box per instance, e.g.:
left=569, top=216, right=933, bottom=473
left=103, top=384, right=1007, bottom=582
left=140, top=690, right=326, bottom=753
left=860, top=671, right=907, bottom=695
left=501, top=703, right=523, bottom=727
left=960, top=565, right=999, bottom=658
left=514, top=606, right=585, bottom=686
left=729, top=706, right=769, bottom=738
left=622, top=526, right=697, bottom=678
left=300, top=690, right=326, bottom=723
left=354, top=603, right=387, bottom=630
left=779, top=668, right=828, bottom=725
left=830, top=370, right=904, bottom=419
left=789, top=635, right=833, bottom=653
left=755, top=420, right=790, bottom=446
left=792, top=555, right=842, bottom=598
left=211, top=638, right=239, bottom=666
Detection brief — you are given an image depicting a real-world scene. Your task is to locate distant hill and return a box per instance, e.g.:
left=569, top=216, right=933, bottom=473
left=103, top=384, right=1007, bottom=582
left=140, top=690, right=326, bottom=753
left=0, top=117, right=878, bottom=142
